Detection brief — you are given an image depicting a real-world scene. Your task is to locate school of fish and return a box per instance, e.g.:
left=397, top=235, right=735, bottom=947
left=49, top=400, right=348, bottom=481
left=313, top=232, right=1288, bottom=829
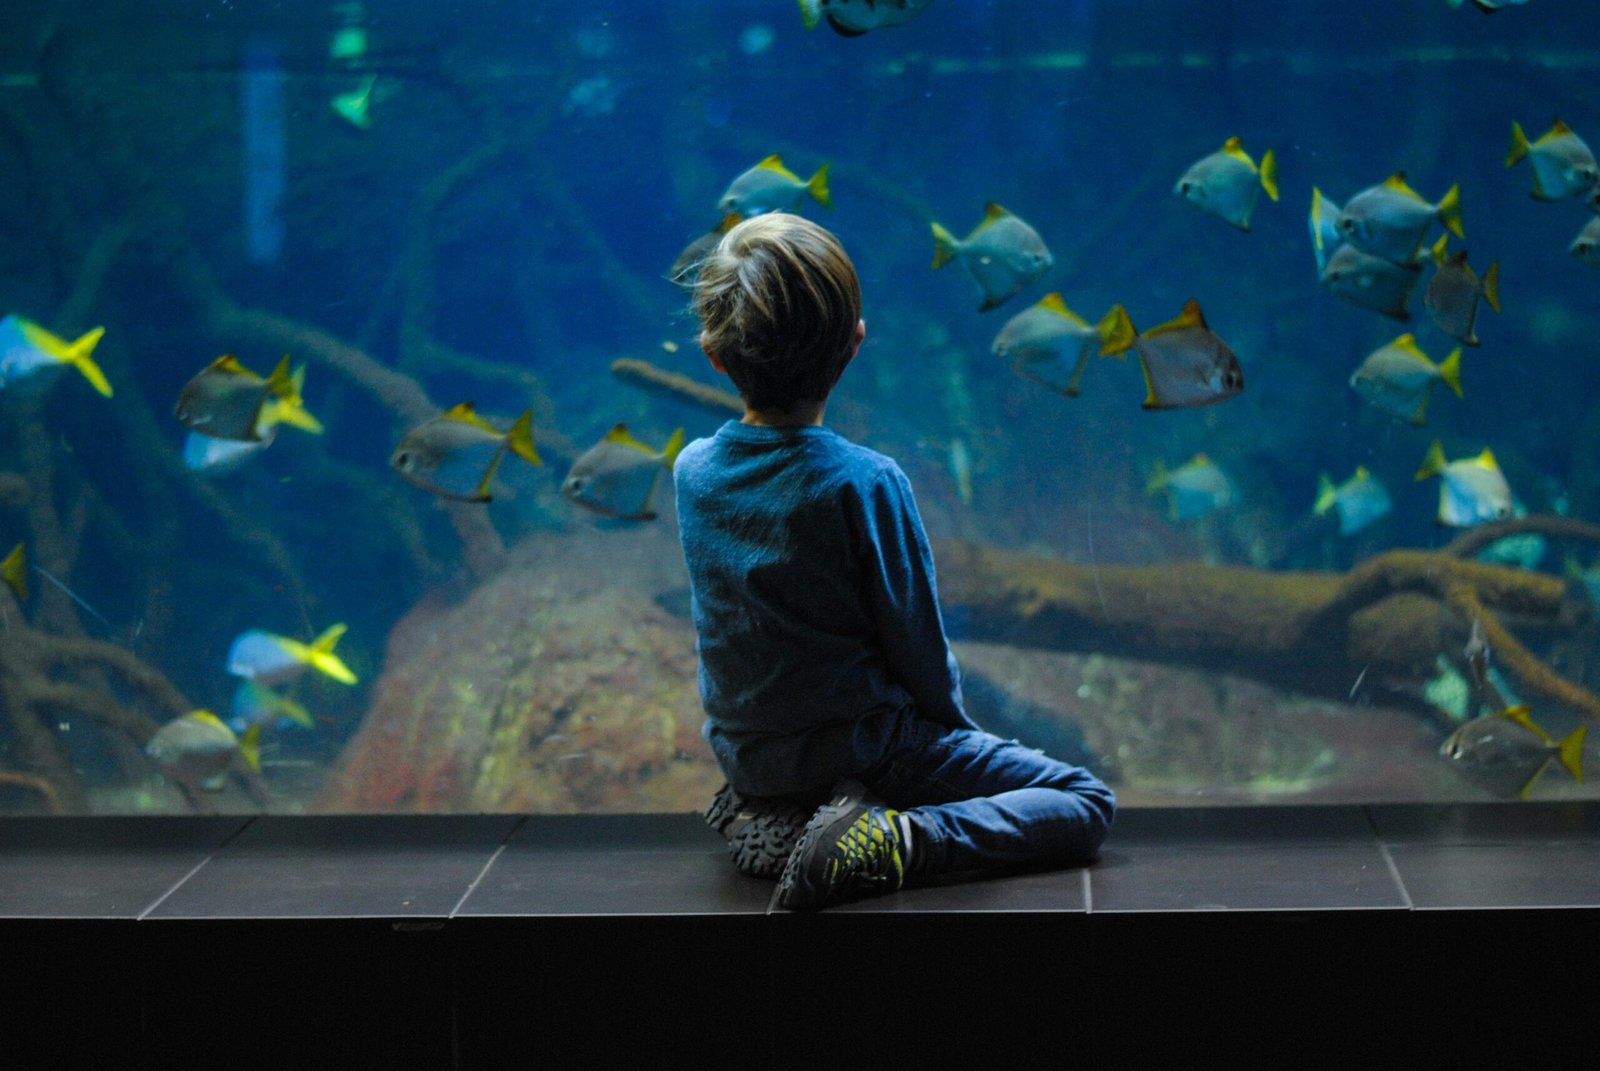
left=2, top=0, right=1588, bottom=807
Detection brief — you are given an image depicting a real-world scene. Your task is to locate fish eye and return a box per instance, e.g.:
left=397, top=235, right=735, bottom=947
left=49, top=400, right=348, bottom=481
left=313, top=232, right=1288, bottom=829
left=394, top=451, right=411, bottom=469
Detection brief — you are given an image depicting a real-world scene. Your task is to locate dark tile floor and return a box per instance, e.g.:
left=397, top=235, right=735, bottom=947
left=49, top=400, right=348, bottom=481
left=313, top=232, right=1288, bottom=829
left=2, top=801, right=1597, bottom=919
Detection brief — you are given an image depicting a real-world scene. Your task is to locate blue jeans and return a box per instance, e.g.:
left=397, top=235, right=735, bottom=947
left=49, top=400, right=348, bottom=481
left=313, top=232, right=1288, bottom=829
left=859, top=717, right=1115, bottom=877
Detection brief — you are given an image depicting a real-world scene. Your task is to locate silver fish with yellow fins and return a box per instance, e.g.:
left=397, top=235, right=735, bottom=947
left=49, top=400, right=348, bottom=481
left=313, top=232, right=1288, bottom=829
left=1571, top=216, right=1600, bottom=268
left=1337, top=173, right=1463, bottom=264
left=145, top=710, right=263, bottom=795
left=0, top=315, right=111, bottom=398
left=1174, top=136, right=1278, bottom=231
left=1313, top=467, right=1391, bottom=536
left=183, top=364, right=323, bottom=474
left=1349, top=334, right=1462, bottom=425
left=990, top=293, right=1135, bottom=397
left=1147, top=454, right=1234, bottom=520
left=1441, top=704, right=1585, bottom=800
left=718, top=155, right=830, bottom=217
left=931, top=202, right=1054, bottom=312
left=798, top=0, right=933, bottom=36
left=1423, top=235, right=1500, bottom=346
left=1506, top=119, right=1598, bottom=201
left=1415, top=440, right=1514, bottom=527
left=1320, top=243, right=1421, bottom=321
left=563, top=423, right=685, bottom=521
left=391, top=403, right=540, bottom=504
left=174, top=354, right=320, bottom=442
left=1104, top=299, right=1244, bottom=410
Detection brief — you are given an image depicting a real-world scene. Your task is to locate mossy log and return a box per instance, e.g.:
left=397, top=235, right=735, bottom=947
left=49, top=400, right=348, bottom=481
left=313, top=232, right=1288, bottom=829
left=933, top=522, right=1599, bottom=722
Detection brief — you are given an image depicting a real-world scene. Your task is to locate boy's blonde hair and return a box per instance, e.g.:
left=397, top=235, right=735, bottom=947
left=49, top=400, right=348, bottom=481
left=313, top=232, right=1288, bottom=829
left=692, top=213, right=862, bottom=414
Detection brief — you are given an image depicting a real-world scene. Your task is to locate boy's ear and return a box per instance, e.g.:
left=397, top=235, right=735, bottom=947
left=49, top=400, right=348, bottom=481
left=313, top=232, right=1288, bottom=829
left=701, top=332, right=728, bottom=374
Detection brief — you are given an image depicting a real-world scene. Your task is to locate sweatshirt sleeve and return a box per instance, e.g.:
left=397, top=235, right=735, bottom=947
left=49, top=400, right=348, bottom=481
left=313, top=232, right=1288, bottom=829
left=859, top=465, right=977, bottom=730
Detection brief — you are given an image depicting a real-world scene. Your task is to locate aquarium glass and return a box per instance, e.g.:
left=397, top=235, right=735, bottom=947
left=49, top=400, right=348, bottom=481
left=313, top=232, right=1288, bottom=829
left=1, top=0, right=1597, bottom=817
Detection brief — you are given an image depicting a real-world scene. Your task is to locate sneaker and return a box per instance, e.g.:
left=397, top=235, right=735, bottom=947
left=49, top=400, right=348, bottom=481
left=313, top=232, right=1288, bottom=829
left=774, top=781, right=905, bottom=911
left=704, top=783, right=811, bottom=880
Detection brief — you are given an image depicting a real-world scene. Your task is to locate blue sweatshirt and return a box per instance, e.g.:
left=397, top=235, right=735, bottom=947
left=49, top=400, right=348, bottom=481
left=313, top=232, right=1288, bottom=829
left=673, top=421, right=976, bottom=797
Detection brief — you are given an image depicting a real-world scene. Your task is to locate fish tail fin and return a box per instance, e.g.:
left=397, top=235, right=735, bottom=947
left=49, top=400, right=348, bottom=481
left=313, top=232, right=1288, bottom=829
left=1482, top=261, right=1502, bottom=314
left=505, top=410, right=542, bottom=466
left=1313, top=474, right=1336, bottom=516
left=1258, top=148, right=1279, bottom=201
left=1438, top=183, right=1464, bottom=239
left=797, top=0, right=822, bottom=30
left=266, top=368, right=325, bottom=435
left=1095, top=304, right=1137, bottom=358
left=2, top=542, right=25, bottom=601
left=1506, top=121, right=1530, bottom=166
left=930, top=221, right=958, bottom=269
left=1144, top=459, right=1169, bottom=496
left=239, top=723, right=263, bottom=773
left=309, top=649, right=358, bottom=685
left=1558, top=724, right=1588, bottom=783
left=65, top=326, right=112, bottom=397
left=271, top=400, right=324, bottom=434
left=806, top=163, right=831, bottom=209
left=1429, top=233, right=1449, bottom=265
left=1415, top=439, right=1447, bottom=482
left=662, top=426, right=687, bottom=469
left=24, top=322, right=112, bottom=397
left=304, top=623, right=358, bottom=684
left=1439, top=348, right=1464, bottom=398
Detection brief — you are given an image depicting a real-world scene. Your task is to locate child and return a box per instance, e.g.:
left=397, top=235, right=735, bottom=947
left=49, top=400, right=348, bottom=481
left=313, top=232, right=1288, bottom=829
left=675, top=213, right=1114, bottom=911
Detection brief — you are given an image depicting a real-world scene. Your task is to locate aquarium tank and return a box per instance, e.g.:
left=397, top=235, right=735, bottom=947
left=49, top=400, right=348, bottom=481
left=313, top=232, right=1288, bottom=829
left=0, top=0, right=1596, bottom=818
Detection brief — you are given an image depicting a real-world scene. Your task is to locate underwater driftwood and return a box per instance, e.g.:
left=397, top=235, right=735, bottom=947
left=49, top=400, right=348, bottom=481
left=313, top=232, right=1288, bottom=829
left=610, top=358, right=744, bottom=417
left=933, top=516, right=1600, bottom=723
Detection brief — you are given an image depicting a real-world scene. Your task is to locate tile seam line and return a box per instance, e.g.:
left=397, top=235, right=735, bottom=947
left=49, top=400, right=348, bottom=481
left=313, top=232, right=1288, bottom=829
left=136, top=815, right=258, bottom=921
left=1375, top=841, right=1414, bottom=910
left=449, top=815, right=525, bottom=918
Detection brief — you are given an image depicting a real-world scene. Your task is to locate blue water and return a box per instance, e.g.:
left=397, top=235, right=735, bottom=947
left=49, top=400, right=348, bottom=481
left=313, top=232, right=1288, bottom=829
left=0, top=0, right=1596, bottom=810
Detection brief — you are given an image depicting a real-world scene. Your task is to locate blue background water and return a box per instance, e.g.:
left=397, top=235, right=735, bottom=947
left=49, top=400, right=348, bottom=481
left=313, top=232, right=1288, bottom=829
left=1, top=0, right=1596, bottom=809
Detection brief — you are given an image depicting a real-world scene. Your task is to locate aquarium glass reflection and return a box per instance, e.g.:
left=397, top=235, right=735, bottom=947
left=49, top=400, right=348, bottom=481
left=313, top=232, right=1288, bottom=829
left=1, top=0, right=1597, bottom=816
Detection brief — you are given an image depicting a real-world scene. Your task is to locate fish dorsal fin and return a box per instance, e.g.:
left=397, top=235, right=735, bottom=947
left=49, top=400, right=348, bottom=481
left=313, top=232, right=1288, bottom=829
left=1390, top=333, right=1426, bottom=360
left=1551, top=118, right=1573, bottom=136
left=1221, top=135, right=1249, bottom=162
left=1143, top=300, right=1207, bottom=338
left=211, top=354, right=257, bottom=378
left=1190, top=453, right=1212, bottom=467
left=756, top=154, right=787, bottom=173
left=1037, top=292, right=1087, bottom=327
left=604, top=422, right=655, bottom=454
left=716, top=212, right=742, bottom=232
left=1500, top=704, right=1550, bottom=743
left=981, top=202, right=1010, bottom=225
left=1383, top=172, right=1424, bottom=202
left=1354, top=465, right=1371, bottom=480
left=1476, top=447, right=1500, bottom=471
left=443, top=402, right=500, bottom=434
left=191, top=710, right=229, bottom=732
